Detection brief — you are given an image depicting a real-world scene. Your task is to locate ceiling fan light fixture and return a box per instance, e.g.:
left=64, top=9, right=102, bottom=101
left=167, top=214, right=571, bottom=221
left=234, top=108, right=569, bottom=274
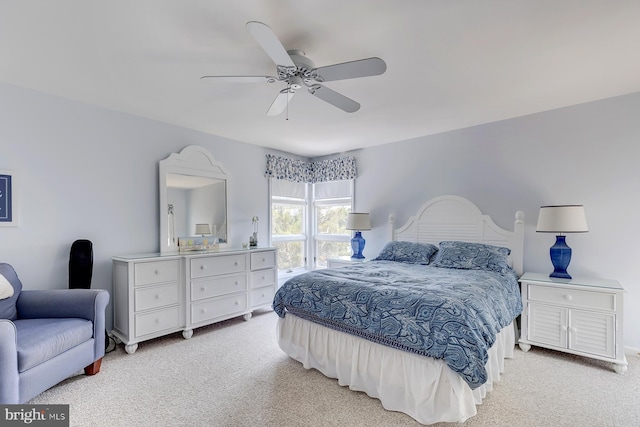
left=200, top=21, right=386, bottom=116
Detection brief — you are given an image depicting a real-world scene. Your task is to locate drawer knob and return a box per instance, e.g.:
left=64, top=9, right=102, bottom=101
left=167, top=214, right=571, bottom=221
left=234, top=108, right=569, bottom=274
left=201, top=286, right=206, bottom=291
left=155, top=294, right=161, bottom=299
left=564, top=294, right=573, bottom=301
left=200, top=265, right=206, bottom=270
left=155, top=319, right=161, bottom=324
left=201, top=308, right=207, bottom=313
left=262, top=258, right=266, bottom=262
left=155, top=270, right=160, bottom=275
left=234, top=281, right=238, bottom=285
left=235, top=300, right=239, bottom=305
left=234, top=261, right=239, bottom=266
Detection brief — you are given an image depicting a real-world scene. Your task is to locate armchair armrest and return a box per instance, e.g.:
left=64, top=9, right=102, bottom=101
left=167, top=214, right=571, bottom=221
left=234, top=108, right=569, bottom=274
left=17, top=289, right=110, bottom=359
left=0, top=320, right=19, bottom=404
left=17, top=289, right=108, bottom=321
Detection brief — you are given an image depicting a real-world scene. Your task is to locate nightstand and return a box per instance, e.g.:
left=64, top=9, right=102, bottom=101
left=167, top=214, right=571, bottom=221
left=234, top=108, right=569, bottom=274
left=518, top=272, right=627, bottom=373
left=326, top=256, right=367, bottom=269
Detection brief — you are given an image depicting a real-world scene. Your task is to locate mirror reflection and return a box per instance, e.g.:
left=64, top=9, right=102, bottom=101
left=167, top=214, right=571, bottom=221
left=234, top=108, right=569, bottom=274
left=159, top=145, right=229, bottom=253
left=166, top=173, right=227, bottom=247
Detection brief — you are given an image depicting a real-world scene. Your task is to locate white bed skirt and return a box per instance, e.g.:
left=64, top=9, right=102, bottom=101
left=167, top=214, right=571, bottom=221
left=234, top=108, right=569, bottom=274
left=277, top=314, right=515, bottom=425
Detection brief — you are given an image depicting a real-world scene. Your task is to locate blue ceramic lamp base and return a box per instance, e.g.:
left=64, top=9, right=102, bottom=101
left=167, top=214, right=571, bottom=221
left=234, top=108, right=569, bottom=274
left=549, top=235, right=572, bottom=279
left=351, top=231, right=366, bottom=259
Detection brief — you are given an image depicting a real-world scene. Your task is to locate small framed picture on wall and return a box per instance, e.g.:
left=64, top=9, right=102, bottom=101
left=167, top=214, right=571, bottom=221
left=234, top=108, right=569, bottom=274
left=0, top=170, right=19, bottom=227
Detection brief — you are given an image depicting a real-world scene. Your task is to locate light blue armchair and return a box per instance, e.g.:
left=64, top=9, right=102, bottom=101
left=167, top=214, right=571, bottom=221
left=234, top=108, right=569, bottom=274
left=0, top=263, right=109, bottom=404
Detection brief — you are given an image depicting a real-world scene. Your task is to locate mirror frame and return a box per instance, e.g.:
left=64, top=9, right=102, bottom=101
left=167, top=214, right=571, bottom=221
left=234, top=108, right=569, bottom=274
left=159, top=145, right=229, bottom=253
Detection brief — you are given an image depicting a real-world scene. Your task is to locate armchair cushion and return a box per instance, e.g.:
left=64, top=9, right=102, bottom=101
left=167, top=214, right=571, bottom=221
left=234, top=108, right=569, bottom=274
left=0, top=265, right=22, bottom=320
left=14, top=318, right=94, bottom=373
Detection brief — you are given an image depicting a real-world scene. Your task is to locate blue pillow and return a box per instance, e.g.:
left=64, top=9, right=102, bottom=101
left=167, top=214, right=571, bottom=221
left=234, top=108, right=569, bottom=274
left=431, top=241, right=511, bottom=274
left=373, top=241, right=438, bottom=265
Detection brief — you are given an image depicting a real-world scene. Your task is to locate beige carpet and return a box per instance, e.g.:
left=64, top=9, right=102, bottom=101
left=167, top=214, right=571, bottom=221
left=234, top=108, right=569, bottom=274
left=30, top=310, right=640, bottom=426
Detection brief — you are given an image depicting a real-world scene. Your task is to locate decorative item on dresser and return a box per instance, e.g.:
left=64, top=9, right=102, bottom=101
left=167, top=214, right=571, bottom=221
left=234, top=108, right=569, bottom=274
left=112, top=247, right=277, bottom=354
left=518, top=272, right=627, bottom=373
left=273, top=195, right=525, bottom=425
left=536, top=205, right=589, bottom=279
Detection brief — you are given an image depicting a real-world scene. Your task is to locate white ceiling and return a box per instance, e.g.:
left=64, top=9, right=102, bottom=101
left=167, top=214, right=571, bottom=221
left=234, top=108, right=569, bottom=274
left=1, top=1, right=639, bottom=157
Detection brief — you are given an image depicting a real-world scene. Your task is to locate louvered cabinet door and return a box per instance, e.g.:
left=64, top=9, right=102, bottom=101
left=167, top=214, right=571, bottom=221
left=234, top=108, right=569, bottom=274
left=528, top=303, right=568, bottom=349
left=569, top=309, right=615, bottom=358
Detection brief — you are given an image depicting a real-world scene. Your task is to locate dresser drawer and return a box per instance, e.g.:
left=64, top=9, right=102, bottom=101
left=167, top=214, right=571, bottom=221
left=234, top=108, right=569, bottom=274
left=191, top=273, right=248, bottom=301
left=135, top=306, right=181, bottom=337
left=251, top=250, right=276, bottom=270
left=135, top=282, right=180, bottom=312
left=191, top=254, right=247, bottom=279
left=191, top=293, right=248, bottom=324
left=250, top=268, right=276, bottom=289
left=528, top=284, right=616, bottom=311
left=134, top=260, right=180, bottom=286
left=251, top=286, right=276, bottom=308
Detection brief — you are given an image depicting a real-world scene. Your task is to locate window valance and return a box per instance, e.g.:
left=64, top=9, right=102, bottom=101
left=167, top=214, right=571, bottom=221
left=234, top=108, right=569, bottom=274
left=265, top=154, right=356, bottom=183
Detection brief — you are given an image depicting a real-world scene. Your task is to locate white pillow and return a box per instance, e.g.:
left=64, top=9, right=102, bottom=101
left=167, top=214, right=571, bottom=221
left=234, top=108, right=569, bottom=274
left=0, top=273, right=14, bottom=300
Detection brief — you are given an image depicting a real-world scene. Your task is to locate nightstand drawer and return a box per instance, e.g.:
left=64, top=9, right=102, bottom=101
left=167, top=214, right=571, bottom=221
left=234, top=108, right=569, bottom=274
left=528, top=284, right=616, bottom=311
left=134, top=260, right=180, bottom=286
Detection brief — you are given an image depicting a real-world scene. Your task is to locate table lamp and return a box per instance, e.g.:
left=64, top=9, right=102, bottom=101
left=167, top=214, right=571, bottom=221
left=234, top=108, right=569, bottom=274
left=346, top=213, right=371, bottom=259
left=536, top=205, right=588, bottom=279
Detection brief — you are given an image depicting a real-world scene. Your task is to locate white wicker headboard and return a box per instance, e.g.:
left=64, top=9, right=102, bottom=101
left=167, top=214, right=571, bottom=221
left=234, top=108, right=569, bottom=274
left=389, top=195, right=525, bottom=276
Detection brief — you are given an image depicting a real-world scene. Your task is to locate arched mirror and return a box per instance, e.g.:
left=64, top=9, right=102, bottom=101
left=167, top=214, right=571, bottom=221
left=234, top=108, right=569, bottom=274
left=159, top=146, right=228, bottom=253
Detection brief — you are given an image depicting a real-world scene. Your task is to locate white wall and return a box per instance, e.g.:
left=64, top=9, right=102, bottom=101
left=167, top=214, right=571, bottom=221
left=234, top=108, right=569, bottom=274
left=353, top=91, right=640, bottom=351
left=0, top=82, right=277, bottom=329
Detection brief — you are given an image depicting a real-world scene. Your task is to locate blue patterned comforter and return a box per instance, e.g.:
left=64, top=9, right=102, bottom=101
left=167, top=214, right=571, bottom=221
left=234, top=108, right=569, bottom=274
left=272, top=261, right=523, bottom=389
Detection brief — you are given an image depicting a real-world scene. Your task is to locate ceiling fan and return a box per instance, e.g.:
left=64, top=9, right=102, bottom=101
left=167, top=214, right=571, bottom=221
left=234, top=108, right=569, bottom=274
left=200, top=21, right=387, bottom=116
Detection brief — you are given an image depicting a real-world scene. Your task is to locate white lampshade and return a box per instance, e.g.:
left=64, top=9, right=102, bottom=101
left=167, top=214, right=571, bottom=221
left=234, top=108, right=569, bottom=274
left=536, top=205, right=588, bottom=233
left=346, top=213, right=371, bottom=231
left=195, top=223, right=211, bottom=235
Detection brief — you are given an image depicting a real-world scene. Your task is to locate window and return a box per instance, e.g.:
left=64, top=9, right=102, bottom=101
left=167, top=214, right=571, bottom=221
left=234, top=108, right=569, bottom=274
left=313, top=180, right=353, bottom=268
left=270, top=179, right=353, bottom=276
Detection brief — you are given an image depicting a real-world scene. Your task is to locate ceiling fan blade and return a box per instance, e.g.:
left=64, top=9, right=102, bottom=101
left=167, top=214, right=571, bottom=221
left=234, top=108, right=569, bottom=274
left=267, top=88, right=296, bottom=116
left=307, top=84, right=360, bottom=113
left=200, top=76, right=278, bottom=84
left=312, top=57, right=386, bottom=82
left=246, top=21, right=295, bottom=68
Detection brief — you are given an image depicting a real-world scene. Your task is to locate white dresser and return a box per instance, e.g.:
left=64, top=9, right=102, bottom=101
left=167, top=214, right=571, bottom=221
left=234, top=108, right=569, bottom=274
left=113, top=247, right=277, bottom=354
left=518, top=272, right=627, bottom=373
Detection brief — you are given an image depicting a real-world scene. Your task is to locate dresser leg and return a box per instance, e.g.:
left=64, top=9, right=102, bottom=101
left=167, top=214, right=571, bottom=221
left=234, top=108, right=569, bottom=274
left=125, top=343, right=138, bottom=354
left=243, top=312, right=252, bottom=321
left=182, top=329, right=193, bottom=339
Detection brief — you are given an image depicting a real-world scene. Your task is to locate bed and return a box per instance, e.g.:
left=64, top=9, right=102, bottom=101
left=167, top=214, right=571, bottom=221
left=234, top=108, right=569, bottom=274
left=273, top=195, right=525, bottom=424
